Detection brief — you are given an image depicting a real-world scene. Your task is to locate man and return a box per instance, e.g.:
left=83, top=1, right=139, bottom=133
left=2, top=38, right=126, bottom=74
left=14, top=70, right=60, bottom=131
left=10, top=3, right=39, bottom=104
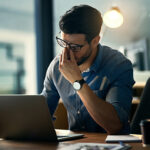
left=42, top=5, right=135, bottom=134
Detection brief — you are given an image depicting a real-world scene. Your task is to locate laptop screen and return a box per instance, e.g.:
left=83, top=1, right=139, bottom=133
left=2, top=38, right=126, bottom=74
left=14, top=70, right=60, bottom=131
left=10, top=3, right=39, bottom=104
left=0, top=95, right=84, bottom=141
left=0, top=95, right=57, bottom=141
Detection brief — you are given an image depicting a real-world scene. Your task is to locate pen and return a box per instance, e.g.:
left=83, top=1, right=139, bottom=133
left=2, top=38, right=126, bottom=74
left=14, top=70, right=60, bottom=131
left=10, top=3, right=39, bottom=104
left=119, top=142, right=132, bottom=150
left=119, top=141, right=125, bottom=146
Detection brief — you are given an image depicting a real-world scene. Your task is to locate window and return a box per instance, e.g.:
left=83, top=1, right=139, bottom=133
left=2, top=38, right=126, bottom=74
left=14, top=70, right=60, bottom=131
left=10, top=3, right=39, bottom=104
left=0, top=0, right=37, bottom=94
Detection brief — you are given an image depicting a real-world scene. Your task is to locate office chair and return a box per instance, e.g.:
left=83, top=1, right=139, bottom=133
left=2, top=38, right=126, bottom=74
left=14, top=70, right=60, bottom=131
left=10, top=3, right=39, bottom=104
left=130, top=77, right=150, bottom=134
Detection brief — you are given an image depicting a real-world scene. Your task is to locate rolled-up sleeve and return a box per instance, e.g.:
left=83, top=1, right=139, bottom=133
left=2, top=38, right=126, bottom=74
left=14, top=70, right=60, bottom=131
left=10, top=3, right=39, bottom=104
left=106, top=86, right=132, bottom=124
left=41, top=61, right=60, bottom=118
left=105, top=70, right=134, bottom=125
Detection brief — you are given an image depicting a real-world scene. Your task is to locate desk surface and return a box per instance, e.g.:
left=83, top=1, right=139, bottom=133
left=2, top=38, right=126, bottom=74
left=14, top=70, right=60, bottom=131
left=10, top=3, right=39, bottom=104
left=0, top=132, right=149, bottom=150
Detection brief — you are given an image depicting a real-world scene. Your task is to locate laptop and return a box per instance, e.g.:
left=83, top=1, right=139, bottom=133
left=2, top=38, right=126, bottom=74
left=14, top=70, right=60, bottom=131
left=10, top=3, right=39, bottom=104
left=0, top=95, right=84, bottom=141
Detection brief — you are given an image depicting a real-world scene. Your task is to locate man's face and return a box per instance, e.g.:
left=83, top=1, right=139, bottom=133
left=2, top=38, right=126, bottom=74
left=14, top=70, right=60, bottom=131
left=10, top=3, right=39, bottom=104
left=61, top=32, right=92, bottom=65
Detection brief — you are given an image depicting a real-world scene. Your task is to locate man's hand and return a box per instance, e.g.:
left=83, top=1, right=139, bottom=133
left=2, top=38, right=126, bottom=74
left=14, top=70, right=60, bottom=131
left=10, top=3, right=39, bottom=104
left=59, top=48, right=82, bottom=83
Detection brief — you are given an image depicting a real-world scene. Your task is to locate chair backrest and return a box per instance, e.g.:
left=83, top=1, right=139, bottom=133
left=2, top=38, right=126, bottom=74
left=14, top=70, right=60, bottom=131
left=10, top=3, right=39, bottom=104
left=130, top=77, right=150, bottom=134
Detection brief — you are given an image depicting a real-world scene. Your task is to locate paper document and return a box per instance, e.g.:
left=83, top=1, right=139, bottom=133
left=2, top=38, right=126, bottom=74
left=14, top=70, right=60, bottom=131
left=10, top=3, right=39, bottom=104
left=105, top=134, right=142, bottom=143
left=59, top=143, right=131, bottom=150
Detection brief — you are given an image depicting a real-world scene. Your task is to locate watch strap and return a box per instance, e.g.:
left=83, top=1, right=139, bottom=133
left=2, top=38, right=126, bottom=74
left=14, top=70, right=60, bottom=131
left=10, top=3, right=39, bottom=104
left=77, top=78, right=85, bottom=85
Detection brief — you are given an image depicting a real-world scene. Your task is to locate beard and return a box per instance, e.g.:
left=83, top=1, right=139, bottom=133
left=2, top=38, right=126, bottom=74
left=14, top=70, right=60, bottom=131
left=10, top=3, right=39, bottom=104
left=76, top=47, right=92, bottom=66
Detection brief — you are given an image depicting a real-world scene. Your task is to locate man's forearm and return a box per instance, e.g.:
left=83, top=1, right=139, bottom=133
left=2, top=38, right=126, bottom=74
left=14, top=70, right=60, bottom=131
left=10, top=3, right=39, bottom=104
left=77, top=83, right=123, bottom=134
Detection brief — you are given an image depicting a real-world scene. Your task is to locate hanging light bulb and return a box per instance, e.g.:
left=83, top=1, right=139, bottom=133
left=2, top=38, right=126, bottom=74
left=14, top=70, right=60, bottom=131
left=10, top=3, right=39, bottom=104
left=103, top=7, right=123, bottom=28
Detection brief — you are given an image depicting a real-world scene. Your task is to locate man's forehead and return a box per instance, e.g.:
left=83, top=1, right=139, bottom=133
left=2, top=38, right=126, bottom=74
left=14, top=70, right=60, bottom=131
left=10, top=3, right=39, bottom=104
left=61, top=32, right=86, bottom=43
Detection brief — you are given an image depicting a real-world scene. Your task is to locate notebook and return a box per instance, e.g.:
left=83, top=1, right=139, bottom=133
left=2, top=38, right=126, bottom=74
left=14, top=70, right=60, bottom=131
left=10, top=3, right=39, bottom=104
left=59, top=143, right=132, bottom=150
left=105, top=134, right=142, bottom=143
left=0, top=95, right=84, bottom=141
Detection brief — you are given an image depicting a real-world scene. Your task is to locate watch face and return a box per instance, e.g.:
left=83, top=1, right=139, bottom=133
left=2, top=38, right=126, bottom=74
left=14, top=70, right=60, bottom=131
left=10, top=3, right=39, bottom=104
left=73, top=82, right=81, bottom=90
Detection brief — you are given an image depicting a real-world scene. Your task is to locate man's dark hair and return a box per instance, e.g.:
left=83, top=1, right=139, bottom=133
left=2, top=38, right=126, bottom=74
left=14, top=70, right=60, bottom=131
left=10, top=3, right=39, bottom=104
left=59, top=5, right=103, bottom=43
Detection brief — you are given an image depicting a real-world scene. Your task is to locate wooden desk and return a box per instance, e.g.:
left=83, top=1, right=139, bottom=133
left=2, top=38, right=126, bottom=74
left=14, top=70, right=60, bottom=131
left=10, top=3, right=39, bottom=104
left=133, top=82, right=145, bottom=89
left=0, top=132, right=148, bottom=150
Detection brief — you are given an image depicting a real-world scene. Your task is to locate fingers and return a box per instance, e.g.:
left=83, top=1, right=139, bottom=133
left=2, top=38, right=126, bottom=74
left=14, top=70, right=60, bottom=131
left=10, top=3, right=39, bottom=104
left=59, top=48, right=69, bottom=69
left=60, top=48, right=76, bottom=65
left=59, top=53, right=62, bottom=67
left=62, top=47, right=69, bottom=61
left=70, top=50, right=76, bottom=63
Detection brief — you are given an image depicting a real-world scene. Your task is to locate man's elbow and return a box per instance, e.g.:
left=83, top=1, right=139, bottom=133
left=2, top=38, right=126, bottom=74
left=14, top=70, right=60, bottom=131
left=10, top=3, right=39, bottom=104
left=107, top=121, right=123, bottom=135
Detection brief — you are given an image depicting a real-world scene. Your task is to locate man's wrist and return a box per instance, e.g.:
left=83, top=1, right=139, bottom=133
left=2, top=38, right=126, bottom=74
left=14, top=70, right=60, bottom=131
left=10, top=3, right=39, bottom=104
left=72, top=79, right=85, bottom=91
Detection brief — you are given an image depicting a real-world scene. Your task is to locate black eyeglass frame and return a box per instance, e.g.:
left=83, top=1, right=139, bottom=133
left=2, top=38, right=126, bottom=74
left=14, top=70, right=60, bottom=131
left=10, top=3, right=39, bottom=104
left=56, top=36, right=85, bottom=51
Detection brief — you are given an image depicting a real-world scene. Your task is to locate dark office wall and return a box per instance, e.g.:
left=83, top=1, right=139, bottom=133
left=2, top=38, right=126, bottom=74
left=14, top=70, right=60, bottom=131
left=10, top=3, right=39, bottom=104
left=35, top=0, right=54, bottom=93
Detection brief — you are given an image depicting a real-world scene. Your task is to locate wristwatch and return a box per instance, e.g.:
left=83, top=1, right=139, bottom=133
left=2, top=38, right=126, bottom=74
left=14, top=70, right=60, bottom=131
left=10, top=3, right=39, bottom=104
left=73, top=79, right=85, bottom=91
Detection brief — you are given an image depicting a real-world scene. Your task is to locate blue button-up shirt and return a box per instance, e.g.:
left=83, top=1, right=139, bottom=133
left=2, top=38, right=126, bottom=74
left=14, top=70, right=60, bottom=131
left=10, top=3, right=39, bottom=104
left=42, top=44, right=135, bottom=134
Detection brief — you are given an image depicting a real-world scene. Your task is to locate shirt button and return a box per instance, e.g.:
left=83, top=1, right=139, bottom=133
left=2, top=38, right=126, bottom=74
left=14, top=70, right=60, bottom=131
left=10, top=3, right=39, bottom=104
left=77, top=110, right=80, bottom=114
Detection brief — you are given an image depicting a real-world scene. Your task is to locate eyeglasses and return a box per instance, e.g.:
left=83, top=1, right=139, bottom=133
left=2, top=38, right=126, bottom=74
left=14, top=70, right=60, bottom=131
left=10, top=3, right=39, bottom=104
left=56, top=36, right=85, bottom=52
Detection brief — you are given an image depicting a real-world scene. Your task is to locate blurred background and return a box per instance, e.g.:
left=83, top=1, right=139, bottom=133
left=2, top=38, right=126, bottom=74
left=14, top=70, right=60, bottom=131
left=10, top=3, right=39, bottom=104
left=0, top=0, right=150, bottom=94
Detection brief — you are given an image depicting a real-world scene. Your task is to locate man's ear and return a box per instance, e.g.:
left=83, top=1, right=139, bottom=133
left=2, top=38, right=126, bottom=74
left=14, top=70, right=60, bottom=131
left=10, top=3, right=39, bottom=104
left=91, top=35, right=100, bottom=48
